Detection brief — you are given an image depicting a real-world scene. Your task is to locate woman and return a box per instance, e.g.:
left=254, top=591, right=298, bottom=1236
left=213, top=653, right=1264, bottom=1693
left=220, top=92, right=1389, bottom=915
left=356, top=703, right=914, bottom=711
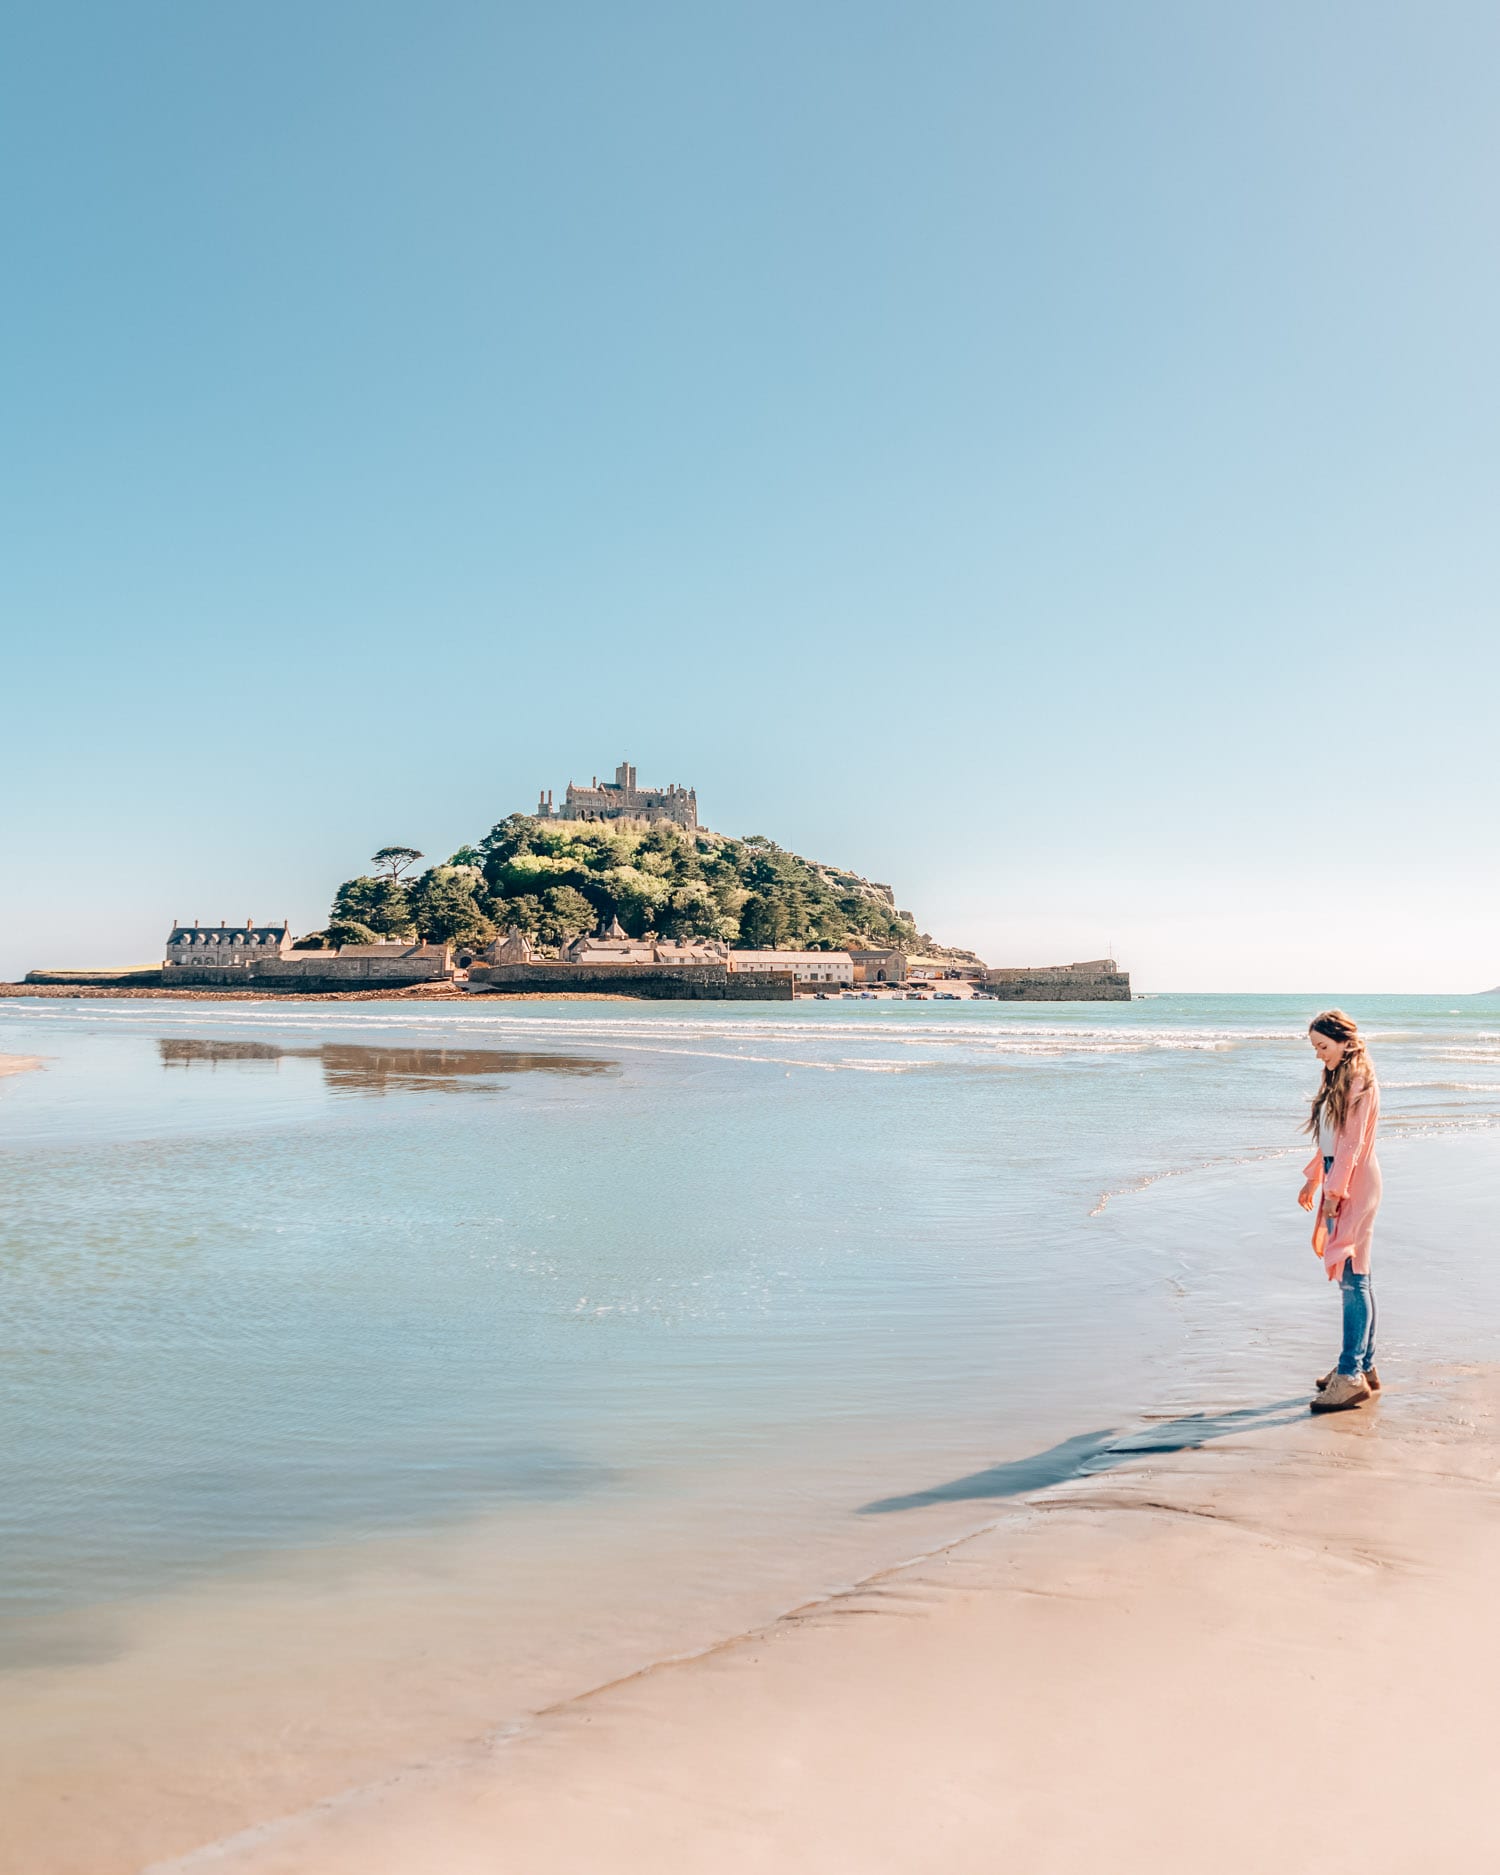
left=1297, top=1010, right=1382, bottom=1412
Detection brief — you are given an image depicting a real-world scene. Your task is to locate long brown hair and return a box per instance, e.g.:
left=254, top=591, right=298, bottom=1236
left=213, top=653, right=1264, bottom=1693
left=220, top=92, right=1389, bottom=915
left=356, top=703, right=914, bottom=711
left=1305, top=1009, right=1375, bottom=1139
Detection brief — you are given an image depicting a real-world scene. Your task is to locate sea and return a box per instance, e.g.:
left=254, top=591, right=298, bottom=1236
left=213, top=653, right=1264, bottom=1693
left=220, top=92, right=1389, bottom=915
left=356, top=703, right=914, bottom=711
left=3, top=991, right=1498, bottom=1873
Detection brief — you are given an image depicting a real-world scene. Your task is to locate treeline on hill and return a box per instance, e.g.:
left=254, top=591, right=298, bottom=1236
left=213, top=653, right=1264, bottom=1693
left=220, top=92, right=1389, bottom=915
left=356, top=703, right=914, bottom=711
left=304, top=820, right=921, bottom=955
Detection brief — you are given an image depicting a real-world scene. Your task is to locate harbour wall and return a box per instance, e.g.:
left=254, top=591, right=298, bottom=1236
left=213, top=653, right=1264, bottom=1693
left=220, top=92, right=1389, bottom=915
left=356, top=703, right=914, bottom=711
left=982, top=970, right=1131, bottom=1001
left=468, top=963, right=795, bottom=1000
left=159, top=950, right=451, bottom=991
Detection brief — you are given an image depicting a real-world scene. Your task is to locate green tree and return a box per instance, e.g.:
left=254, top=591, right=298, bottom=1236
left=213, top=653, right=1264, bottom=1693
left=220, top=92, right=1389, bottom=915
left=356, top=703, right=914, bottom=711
left=326, top=918, right=378, bottom=947
left=331, top=876, right=415, bottom=938
left=737, top=892, right=786, bottom=949
left=457, top=814, right=922, bottom=955
left=372, top=845, right=424, bottom=884
left=538, top=886, right=597, bottom=946
left=492, top=893, right=545, bottom=938
left=407, top=867, right=498, bottom=947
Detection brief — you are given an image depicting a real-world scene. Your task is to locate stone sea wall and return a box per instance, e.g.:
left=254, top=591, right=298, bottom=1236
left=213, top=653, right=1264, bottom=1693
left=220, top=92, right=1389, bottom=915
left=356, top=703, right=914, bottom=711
left=982, top=970, right=1132, bottom=1002
left=468, top=963, right=795, bottom=1000
left=161, top=950, right=451, bottom=991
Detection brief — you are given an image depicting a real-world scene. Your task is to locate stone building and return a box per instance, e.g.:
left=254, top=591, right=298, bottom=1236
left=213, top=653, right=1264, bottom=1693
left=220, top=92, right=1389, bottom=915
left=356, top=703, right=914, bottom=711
left=165, top=920, right=294, bottom=968
left=536, top=761, right=698, bottom=831
left=484, top=928, right=537, bottom=966
left=164, top=921, right=451, bottom=989
left=728, top=950, right=854, bottom=988
left=845, top=947, right=908, bottom=985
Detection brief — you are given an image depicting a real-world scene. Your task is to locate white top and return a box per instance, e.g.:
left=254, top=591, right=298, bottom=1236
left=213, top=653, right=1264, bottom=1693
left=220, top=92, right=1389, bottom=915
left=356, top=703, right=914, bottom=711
left=1318, top=1107, right=1338, bottom=1157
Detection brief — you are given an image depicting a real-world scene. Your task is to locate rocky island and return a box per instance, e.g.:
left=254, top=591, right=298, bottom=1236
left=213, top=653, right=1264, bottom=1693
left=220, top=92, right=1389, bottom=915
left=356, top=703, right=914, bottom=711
left=15, top=759, right=1127, bottom=1001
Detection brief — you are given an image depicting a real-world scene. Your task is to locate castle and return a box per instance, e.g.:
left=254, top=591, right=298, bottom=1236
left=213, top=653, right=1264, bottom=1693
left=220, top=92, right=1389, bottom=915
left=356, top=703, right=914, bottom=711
left=536, top=761, right=698, bottom=831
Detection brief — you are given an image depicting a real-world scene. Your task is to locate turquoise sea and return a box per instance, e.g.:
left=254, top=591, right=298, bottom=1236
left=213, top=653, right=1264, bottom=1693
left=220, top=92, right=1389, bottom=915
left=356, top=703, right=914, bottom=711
left=3, top=992, right=1498, bottom=1872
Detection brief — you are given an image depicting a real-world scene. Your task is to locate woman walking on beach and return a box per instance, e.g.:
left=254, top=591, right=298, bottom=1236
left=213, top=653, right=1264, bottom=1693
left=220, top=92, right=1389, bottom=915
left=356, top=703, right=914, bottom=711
left=1298, top=1010, right=1382, bottom=1412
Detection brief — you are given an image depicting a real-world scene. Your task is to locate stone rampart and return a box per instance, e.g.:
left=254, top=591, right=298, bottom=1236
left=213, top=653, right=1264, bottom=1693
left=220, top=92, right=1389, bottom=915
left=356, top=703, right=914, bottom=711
left=468, top=962, right=794, bottom=1000
left=24, top=969, right=166, bottom=988
left=982, top=969, right=1131, bottom=1002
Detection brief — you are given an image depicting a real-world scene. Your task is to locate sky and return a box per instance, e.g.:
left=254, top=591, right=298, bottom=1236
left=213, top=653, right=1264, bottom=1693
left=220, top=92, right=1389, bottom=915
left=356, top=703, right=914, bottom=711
left=2, top=1, right=1496, bottom=991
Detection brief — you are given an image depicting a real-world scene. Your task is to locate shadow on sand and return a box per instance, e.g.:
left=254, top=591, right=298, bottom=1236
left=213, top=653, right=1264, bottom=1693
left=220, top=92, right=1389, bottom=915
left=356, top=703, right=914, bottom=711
left=859, top=1398, right=1309, bottom=1515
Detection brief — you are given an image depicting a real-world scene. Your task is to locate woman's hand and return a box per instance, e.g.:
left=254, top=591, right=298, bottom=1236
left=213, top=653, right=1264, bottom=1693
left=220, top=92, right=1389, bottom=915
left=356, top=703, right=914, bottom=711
left=1297, top=1178, right=1318, bottom=1212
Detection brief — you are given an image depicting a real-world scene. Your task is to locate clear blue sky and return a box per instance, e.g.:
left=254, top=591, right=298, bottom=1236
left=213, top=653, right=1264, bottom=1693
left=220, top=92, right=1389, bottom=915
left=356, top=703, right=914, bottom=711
left=4, top=2, right=1496, bottom=989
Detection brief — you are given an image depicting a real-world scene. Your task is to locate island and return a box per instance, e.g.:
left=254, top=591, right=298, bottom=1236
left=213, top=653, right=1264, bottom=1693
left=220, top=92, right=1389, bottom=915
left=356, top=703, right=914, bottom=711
left=17, top=759, right=1131, bottom=1002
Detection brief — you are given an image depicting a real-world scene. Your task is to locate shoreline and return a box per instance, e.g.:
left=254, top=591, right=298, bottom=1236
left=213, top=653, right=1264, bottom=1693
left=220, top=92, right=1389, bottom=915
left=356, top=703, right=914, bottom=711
left=147, top=1363, right=1500, bottom=1874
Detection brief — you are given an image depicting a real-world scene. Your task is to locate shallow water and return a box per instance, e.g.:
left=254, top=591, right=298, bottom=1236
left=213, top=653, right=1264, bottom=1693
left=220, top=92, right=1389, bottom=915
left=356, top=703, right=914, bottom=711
left=2, top=992, right=1498, bottom=1872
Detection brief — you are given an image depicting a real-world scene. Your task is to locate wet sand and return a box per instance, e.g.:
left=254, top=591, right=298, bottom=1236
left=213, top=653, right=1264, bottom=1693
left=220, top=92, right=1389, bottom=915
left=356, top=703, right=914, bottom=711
left=139, top=1365, right=1500, bottom=1875
left=0, top=1052, right=43, bottom=1075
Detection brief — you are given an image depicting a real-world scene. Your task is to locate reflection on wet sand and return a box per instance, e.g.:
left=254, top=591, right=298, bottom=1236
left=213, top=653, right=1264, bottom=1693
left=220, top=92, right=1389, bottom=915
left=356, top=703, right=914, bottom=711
left=156, top=1037, right=614, bottom=1093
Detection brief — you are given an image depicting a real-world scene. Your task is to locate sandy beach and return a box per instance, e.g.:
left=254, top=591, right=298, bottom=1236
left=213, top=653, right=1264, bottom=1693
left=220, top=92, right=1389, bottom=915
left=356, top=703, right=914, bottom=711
left=0, top=1052, right=43, bottom=1075
left=136, top=1364, right=1500, bottom=1875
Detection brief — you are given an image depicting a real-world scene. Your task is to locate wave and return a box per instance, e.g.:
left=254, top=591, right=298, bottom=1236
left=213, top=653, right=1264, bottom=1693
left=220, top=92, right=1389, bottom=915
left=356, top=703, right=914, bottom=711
left=1089, top=1144, right=1303, bottom=1215
left=1385, top=1080, right=1500, bottom=1093
left=13, top=1003, right=1297, bottom=1053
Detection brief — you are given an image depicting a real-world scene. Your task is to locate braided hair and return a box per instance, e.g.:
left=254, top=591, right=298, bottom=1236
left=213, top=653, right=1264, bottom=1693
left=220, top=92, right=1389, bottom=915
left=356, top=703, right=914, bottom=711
left=1305, top=1009, right=1375, bottom=1139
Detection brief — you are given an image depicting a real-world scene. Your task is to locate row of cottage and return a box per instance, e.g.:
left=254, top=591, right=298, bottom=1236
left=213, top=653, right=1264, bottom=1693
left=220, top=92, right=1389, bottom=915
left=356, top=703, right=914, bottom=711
left=160, top=919, right=1129, bottom=999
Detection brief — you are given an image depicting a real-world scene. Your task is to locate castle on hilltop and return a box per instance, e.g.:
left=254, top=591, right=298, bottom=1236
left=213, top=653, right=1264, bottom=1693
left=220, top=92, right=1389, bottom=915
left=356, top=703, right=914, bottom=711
left=536, top=761, right=698, bottom=832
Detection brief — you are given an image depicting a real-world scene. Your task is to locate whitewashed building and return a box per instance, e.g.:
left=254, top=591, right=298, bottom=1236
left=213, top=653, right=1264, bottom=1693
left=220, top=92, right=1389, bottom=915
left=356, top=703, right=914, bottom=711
left=727, top=950, right=854, bottom=987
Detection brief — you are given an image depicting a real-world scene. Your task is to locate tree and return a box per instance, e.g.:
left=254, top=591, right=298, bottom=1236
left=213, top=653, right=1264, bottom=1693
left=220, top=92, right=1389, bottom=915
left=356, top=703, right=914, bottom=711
left=539, top=886, right=596, bottom=946
left=331, top=875, right=415, bottom=938
left=371, top=846, right=424, bottom=884
left=495, top=893, right=545, bottom=938
left=326, top=919, right=378, bottom=947
left=355, top=814, right=923, bottom=961
left=406, top=866, right=498, bottom=947
left=737, top=893, right=786, bottom=949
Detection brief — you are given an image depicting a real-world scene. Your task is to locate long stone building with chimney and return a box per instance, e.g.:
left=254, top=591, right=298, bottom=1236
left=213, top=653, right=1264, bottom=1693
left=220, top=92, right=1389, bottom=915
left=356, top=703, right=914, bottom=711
left=163, top=920, right=450, bottom=988
left=536, top=761, right=697, bottom=831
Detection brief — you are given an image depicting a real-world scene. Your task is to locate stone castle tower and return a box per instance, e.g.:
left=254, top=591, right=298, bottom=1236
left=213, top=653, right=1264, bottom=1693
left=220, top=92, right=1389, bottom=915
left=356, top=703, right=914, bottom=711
left=536, top=761, right=698, bottom=832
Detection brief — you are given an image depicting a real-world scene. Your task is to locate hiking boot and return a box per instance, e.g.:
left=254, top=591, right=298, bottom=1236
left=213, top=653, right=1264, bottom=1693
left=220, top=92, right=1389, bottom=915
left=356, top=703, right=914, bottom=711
left=1316, top=1367, right=1381, bottom=1392
left=1310, top=1372, right=1371, bottom=1413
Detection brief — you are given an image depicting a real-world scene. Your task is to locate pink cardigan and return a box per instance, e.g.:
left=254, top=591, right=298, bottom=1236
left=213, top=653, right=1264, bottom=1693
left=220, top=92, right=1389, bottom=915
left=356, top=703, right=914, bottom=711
left=1304, top=1075, right=1382, bottom=1280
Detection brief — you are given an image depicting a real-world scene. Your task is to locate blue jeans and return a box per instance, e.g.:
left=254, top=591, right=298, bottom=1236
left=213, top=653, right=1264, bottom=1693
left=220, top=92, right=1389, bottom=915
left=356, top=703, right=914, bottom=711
left=1324, top=1158, right=1377, bottom=1378
left=1338, top=1266, right=1377, bottom=1377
